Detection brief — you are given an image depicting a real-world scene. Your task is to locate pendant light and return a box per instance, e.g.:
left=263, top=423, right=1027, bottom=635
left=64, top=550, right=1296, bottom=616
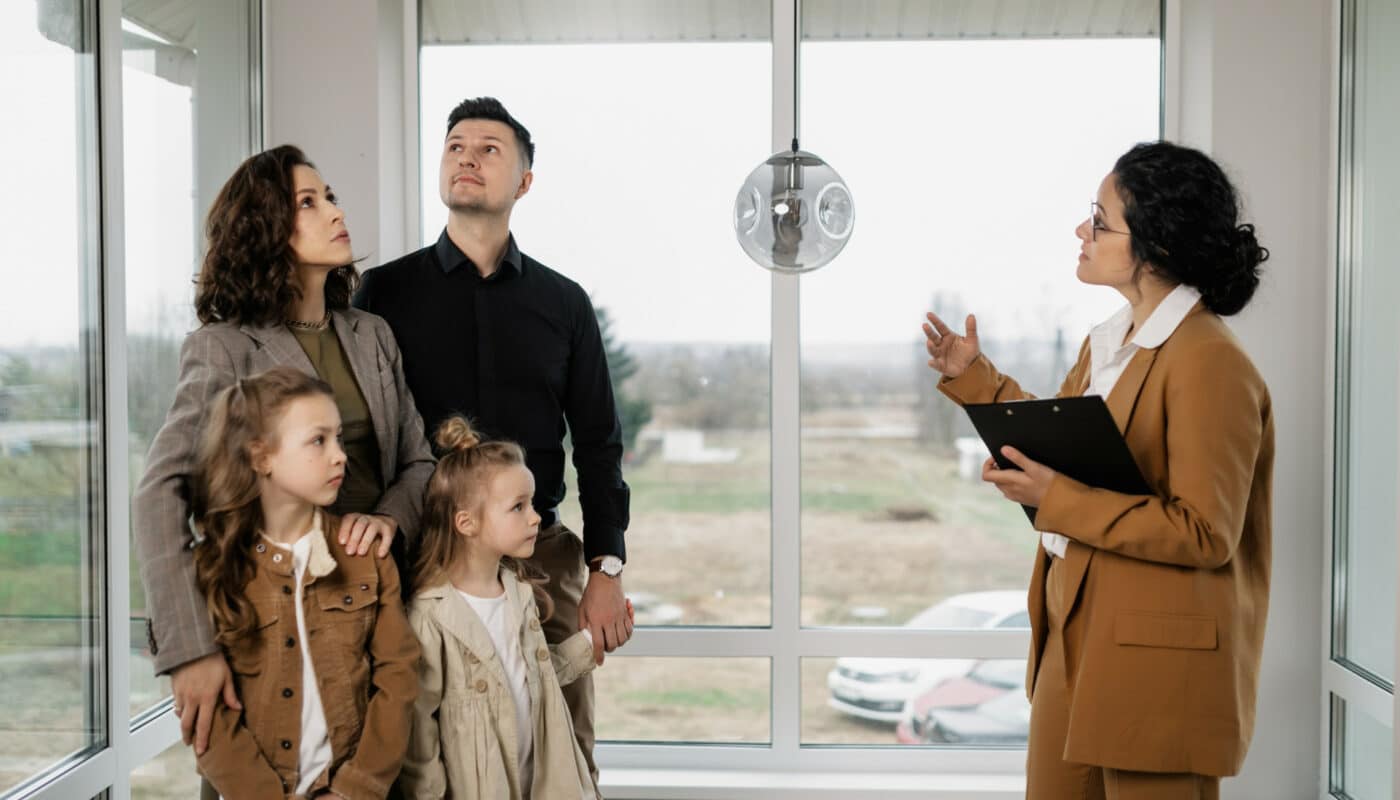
left=733, top=0, right=854, bottom=273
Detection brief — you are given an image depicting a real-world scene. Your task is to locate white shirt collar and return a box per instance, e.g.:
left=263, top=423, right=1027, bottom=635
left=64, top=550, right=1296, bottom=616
left=1092, top=283, right=1202, bottom=352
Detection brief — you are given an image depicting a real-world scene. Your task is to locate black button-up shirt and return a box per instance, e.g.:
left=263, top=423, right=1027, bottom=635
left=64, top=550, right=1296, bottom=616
left=354, top=231, right=629, bottom=561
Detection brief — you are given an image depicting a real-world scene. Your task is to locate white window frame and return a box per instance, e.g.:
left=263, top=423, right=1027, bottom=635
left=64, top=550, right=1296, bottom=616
left=1322, top=0, right=1400, bottom=797
left=7, top=0, right=260, bottom=797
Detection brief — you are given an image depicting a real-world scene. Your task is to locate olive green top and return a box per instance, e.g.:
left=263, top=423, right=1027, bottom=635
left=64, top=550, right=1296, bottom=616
left=290, top=322, right=385, bottom=515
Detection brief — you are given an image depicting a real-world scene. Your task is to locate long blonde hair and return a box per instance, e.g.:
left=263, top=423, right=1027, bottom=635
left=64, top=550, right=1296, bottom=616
left=191, top=367, right=335, bottom=645
left=413, top=416, right=554, bottom=620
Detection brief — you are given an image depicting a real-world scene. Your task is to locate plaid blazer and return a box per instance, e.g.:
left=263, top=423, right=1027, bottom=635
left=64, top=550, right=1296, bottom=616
left=133, top=308, right=435, bottom=674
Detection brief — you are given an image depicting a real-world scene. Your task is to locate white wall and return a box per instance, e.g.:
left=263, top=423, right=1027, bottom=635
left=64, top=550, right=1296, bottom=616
left=263, top=1, right=1336, bottom=796
left=1173, top=1, right=1333, bottom=797
left=264, top=0, right=402, bottom=265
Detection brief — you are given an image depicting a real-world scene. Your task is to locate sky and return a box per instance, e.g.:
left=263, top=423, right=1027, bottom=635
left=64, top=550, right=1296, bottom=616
left=419, top=37, right=1160, bottom=348
left=1, top=0, right=1159, bottom=352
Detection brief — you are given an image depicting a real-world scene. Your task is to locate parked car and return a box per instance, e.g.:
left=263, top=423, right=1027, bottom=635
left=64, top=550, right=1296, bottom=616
left=923, top=688, right=1031, bottom=745
left=826, top=591, right=1028, bottom=723
left=895, top=658, right=1027, bottom=744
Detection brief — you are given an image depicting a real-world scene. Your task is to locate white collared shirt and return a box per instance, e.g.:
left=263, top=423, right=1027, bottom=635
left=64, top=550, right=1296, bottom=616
left=1041, top=284, right=1202, bottom=558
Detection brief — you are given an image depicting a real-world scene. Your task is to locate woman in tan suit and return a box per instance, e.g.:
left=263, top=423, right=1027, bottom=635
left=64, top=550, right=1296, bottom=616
left=925, top=141, right=1273, bottom=799
left=133, top=145, right=436, bottom=765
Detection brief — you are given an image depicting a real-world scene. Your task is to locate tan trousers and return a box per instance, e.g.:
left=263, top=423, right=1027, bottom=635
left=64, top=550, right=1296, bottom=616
left=526, top=522, right=601, bottom=798
left=1026, top=557, right=1220, bottom=800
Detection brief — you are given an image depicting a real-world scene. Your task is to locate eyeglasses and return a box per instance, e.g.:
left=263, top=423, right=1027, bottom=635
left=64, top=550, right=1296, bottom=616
left=1089, top=201, right=1130, bottom=242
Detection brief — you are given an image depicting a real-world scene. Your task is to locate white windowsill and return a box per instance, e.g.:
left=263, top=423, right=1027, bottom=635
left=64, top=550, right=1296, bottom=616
left=600, top=769, right=1025, bottom=799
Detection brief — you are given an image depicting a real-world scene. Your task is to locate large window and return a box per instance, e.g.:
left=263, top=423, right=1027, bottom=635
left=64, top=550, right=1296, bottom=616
left=0, top=1, right=259, bottom=797
left=1330, top=0, right=1400, bottom=795
left=0, top=0, right=105, bottom=794
left=418, top=0, right=1160, bottom=766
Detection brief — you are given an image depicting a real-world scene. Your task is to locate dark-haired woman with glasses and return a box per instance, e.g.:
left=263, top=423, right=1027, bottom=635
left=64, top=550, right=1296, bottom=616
left=924, top=141, right=1273, bottom=799
left=133, top=145, right=434, bottom=773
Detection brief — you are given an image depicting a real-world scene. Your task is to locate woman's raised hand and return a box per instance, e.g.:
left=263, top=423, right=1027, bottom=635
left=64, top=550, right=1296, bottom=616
left=923, top=311, right=981, bottom=379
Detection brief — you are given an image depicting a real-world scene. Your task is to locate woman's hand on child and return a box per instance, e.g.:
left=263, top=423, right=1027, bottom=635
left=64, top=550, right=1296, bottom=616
left=171, top=651, right=241, bottom=756
left=980, top=446, right=1058, bottom=508
left=338, top=513, right=398, bottom=557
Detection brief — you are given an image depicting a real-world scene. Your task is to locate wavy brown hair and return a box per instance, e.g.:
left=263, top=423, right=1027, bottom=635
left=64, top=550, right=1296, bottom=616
left=412, top=416, right=554, bottom=621
left=191, top=367, right=335, bottom=645
left=195, top=144, right=359, bottom=326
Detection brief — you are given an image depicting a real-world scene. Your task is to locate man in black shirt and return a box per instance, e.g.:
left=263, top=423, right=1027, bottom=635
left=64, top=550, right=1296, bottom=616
left=355, top=97, right=632, bottom=788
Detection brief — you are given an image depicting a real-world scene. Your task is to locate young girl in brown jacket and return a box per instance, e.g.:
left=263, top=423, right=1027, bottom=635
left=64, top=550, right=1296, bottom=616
left=189, top=367, right=420, bottom=799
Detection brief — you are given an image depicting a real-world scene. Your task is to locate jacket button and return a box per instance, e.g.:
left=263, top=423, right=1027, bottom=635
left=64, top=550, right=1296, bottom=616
left=285, top=637, right=296, bottom=648
left=282, top=585, right=293, bottom=595
left=255, top=543, right=266, bottom=553
left=529, top=619, right=540, bottom=631
left=475, top=679, right=488, bottom=693
left=281, top=739, right=292, bottom=750
left=537, top=647, right=549, bottom=662
left=282, top=688, right=294, bottom=698
left=360, top=583, right=370, bottom=591
left=343, top=595, right=353, bottom=605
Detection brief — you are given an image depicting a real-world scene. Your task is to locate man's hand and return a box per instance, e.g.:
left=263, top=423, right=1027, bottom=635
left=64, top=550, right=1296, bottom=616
left=338, top=513, right=397, bottom=557
left=171, top=651, right=241, bottom=756
left=579, top=572, right=634, bottom=666
left=981, top=446, right=1058, bottom=508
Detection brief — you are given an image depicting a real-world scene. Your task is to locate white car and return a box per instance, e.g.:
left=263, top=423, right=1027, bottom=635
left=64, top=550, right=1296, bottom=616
left=826, top=591, right=1029, bottom=724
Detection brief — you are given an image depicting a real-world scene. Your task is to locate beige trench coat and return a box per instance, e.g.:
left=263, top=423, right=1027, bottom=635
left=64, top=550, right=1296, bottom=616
left=401, top=572, right=597, bottom=800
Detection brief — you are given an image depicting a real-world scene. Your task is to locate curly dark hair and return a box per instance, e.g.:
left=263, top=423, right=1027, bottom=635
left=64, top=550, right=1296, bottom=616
left=195, top=145, right=358, bottom=326
left=446, top=96, right=535, bottom=168
left=1112, top=141, right=1269, bottom=316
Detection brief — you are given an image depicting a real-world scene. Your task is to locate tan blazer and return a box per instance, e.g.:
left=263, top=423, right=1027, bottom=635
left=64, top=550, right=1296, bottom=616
left=402, top=573, right=597, bottom=800
left=134, top=308, right=436, bottom=674
left=939, top=303, right=1273, bottom=777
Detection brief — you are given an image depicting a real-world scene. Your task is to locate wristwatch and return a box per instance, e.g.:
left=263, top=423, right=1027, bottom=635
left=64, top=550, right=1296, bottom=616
left=589, top=555, right=624, bottom=578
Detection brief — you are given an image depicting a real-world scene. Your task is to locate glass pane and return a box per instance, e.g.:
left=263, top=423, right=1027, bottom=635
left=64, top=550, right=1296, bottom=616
left=1332, top=696, right=1393, bottom=800
left=1339, top=0, right=1400, bottom=685
left=804, top=657, right=1028, bottom=746
left=0, top=0, right=104, bottom=792
left=594, top=657, right=770, bottom=744
left=798, top=26, right=1161, bottom=626
left=123, top=0, right=258, bottom=717
left=132, top=738, right=203, bottom=799
left=419, top=10, right=773, bottom=626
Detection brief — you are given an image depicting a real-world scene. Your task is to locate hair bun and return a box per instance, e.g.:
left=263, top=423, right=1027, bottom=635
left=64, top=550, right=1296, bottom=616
left=434, top=416, right=481, bottom=453
left=1200, top=223, right=1267, bottom=316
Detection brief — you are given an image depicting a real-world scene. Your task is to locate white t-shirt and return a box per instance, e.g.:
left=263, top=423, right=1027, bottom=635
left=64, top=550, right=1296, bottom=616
left=460, top=588, right=534, bottom=798
left=265, top=528, right=334, bottom=795
left=1041, top=284, right=1202, bottom=558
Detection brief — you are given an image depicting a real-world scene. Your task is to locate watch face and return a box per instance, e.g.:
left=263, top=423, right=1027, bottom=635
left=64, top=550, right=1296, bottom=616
left=601, top=556, right=623, bottom=576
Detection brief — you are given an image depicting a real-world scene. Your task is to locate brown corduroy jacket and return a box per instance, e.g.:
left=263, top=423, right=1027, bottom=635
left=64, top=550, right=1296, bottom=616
left=939, top=303, right=1273, bottom=777
left=197, top=513, right=421, bottom=799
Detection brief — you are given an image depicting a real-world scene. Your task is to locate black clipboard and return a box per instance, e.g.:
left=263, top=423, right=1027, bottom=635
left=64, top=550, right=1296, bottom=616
left=963, top=396, right=1151, bottom=525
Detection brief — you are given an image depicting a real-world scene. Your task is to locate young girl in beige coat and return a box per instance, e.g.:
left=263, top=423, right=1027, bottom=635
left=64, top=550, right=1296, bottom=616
left=401, top=418, right=630, bottom=800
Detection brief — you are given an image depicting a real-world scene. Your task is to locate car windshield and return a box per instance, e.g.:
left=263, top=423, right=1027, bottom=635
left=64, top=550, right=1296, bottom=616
left=906, top=603, right=996, bottom=629
left=969, top=660, right=1025, bottom=688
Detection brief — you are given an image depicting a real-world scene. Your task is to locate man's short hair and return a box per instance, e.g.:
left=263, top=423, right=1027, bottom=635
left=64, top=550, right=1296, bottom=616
left=446, top=97, right=535, bottom=168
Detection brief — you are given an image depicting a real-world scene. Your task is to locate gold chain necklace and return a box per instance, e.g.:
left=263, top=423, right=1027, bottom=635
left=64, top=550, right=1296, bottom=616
left=285, top=310, right=331, bottom=331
